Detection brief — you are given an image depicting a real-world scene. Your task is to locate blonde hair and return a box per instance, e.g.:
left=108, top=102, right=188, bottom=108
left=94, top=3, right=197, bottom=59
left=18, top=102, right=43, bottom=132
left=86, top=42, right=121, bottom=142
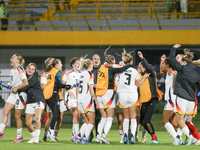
left=121, top=48, right=133, bottom=65
left=15, top=54, right=25, bottom=66
left=193, top=59, right=200, bottom=67
left=80, top=56, right=92, bottom=70
left=44, top=57, right=54, bottom=67
left=182, top=48, right=194, bottom=63
left=104, top=46, right=115, bottom=64
left=26, top=63, right=37, bottom=80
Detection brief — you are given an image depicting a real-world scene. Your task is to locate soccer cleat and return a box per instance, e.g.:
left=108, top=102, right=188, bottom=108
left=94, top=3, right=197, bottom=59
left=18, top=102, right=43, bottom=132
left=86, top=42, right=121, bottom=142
left=0, top=133, right=4, bottom=138
left=193, top=139, right=200, bottom=145
left=71, top=136, right=75, bottom=142
left=96, top=135, right=102, bottom=144
left=124, top=136, right=129, bottom=144
left=27, top=138, right=35, bottom=143
left=130, top=137, right=136, bottom=144
left=142, top=137, right=147, bottom=143
left=171, top=140, right=179, bottom=145
left=81, top=138, right=90, bottom=144
left=88, top=133, right=94, bottom=142
left=186, top=138, right=196, bottom=145
left=13, top=136, right=23, bottom=143
left=75, top=136, right=82, bottom=143
left=119, top=140, right=123, bottom=143
left=179, top=139, right=185, bottom=145
left=33, top=137, right=39, bottom=144
left=42, top=134, right=47, bottom=142
left=101, top=136, right=110, bottom=144
left=147, top=139, right=159, bottom=144
left=46, top=131, right=56, bottom=142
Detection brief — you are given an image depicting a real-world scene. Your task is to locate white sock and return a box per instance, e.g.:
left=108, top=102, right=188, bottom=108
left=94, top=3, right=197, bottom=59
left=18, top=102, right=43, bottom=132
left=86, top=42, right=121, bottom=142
left=164, top=122, right=177, bottom=140
left=123, top=119, right=129, bottom=137
left=80, top=123, right=87, bottom=137
left=73, top=124, right=79, bottom=136
left=97, top=118, right=107, bottom=136
left=135, top=124, right=140, bottom=139
left=103, top=117, right=113, bottom=137
left=17, top=128, right=22, bottom=138
left=142, top=126, right=147, bottom=138
left=54, top=129, right=59, bottom=137
left=131, top=119, right=137, bottom=137
left=177, top=127, right=183, bottom=138
left=118, top=130, right=123, bottom=141
left=181, top=126, right=193, bottom=139
left=0, top=123, right=6, bottom=133
left=30, top=131, right=36, bottom=138
left=35, top=129, right=41, bottom=138
left=85, top=124, right=94, bottom=139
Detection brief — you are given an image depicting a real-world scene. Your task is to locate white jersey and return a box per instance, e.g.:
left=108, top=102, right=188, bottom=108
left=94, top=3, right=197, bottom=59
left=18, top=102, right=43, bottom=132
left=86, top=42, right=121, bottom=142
left=63, top=70, right=80, bottom=99
left=165, top=71, right=177, bottom=101
left=78, top=71, right=94, bottom=102
left=40, top=72, right=48, bottom=84
left=117, top=67, right=139, bottom=93
left=10, top=66, right=27, bottom=88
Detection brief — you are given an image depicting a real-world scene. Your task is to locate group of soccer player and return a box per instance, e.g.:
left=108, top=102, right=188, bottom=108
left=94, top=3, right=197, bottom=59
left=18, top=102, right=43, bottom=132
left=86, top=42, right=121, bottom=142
left=0, top=44, right=200, bottom=146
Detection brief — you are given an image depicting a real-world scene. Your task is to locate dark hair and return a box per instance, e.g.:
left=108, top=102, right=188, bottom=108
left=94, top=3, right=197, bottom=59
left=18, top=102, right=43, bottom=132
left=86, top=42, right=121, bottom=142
left=45, top=59, right=60, bottom=72
left=70, top=57, right=80, bottom=67
left=164, top=58, right=172, bottom=68
left=139, top=62, right=145, bottom=69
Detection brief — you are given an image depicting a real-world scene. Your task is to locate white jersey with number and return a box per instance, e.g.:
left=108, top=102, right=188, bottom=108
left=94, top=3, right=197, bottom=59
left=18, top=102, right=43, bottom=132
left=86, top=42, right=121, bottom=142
left=10, top=66, right=27, bottom=88
left=117, top=67, right=139, bottom=93
left=40, top=72, right=48, bottom=84
left=78, top=71, right=94, bottom=102
left=63, top=70, right=80, bottom=99
left=165, top=71, right=177, bottom=101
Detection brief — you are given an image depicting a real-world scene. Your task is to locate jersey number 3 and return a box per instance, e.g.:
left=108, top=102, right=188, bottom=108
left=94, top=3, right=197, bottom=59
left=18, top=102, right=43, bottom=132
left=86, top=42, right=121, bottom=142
left=124, top=73, right=131, bottom=85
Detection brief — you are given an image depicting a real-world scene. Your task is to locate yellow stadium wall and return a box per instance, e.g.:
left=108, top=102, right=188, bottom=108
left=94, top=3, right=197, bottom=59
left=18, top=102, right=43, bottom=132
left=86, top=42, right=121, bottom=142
left=1, top=30, right=200, bottom=45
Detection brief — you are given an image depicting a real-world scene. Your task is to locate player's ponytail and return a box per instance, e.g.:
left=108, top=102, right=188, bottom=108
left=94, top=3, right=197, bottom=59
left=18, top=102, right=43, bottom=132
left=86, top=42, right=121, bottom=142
left=104, top=46, right=115, bottom=64
left=121, top=48, right=133, bottom=65
left=80, top=55, right=92, bottom=70
left=15, top=54, right=25, bottom=66
left=45, top=59, right=60, bottom=72
left=182, top=48, right=194, bottom=63
left=44, top=57, right=54, bottom=67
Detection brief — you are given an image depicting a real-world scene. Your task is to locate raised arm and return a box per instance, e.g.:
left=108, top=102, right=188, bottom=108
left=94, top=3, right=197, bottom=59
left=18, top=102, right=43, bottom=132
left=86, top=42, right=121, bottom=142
left=169, top=44, right=183, bottom=72
left=110, top=65, right=132, bottom=74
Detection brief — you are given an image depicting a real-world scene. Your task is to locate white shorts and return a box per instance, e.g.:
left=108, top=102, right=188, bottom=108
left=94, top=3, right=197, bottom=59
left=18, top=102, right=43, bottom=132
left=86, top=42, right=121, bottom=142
left=25, top=102, right=45, bottom=114
left=174, top=96, right=196, bottom=115
left=46, top=100, right=67, bottom=113
left=78, top=99, right=95, bottom=113
left=118, top=92, right=139, bottom=108
left=97, top=90, right=115, bottom=109
left=6, top=92, right=27, bottom=110
left=164, top=98, right=176, bottom=111
left=66, top=98, right=77, bottom=110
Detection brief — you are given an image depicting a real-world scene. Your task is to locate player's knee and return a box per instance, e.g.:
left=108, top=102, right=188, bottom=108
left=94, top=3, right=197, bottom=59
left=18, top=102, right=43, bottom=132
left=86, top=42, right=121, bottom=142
left=35, top=116, right=41, bottom=122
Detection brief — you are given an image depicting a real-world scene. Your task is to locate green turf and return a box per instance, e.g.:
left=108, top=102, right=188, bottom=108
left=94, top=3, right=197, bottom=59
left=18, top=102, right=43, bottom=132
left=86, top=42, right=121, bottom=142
left=1, top=128, right=200, bottom=150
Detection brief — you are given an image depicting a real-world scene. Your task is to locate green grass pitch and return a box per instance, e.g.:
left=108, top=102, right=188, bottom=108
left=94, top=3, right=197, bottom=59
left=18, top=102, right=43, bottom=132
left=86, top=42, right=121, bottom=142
left=1, top=127, right=200, bottom=150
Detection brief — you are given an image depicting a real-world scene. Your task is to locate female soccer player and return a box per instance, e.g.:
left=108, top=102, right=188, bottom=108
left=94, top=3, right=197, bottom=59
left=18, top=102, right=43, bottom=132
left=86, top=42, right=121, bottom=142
left=160, top=55, right=179, bottom=144
left=0, top=54, right=28, bottom=143
left=43, top=59, right=71, bottom=142
left=169, top=44, right=200, bottom=145
left=75, top=57, right=99, bottom=144
left=137, top=51, right=159, bottom=144
left=96, top=47, right=133, bottom=144
left=63, top=57, right=80, bottom=142
left=117, top=49, right=149, bottom=144
left=17, top=63, right=46, bottom=144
